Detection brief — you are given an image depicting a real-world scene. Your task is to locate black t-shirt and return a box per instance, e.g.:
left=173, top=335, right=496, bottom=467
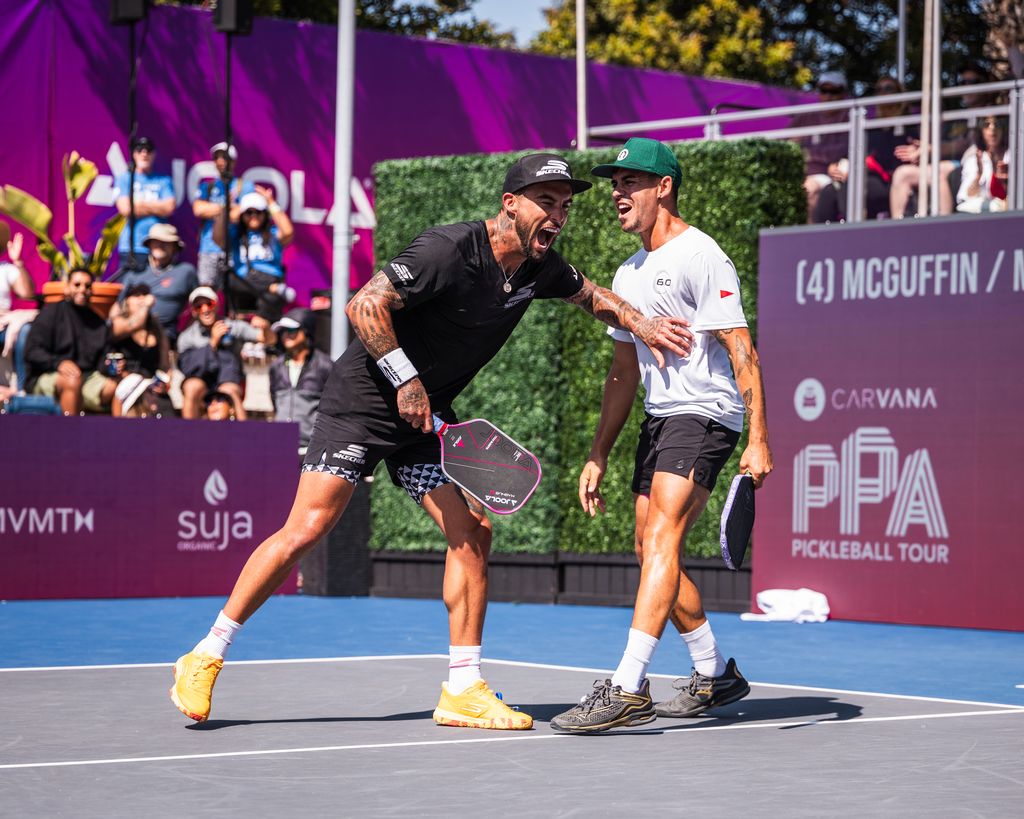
left=318, top=221, right=584, bottom=421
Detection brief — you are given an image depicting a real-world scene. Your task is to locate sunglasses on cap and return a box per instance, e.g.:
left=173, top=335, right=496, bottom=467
left=193, top=299, right=217, bottom=310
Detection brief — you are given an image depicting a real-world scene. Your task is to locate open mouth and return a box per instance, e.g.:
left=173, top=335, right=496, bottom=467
left=616, top=202, right=632, bottom=219
left=535, top=225, right=560, bottom=251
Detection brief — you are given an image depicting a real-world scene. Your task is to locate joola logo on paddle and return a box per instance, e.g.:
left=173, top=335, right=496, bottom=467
left=177, top=470, right=253, bottom=552
left=485, top=491, right=517, bottom=506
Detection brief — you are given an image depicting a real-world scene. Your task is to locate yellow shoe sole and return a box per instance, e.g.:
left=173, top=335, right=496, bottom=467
left=169, top=658, right=209, bottom=723
left=432, top=708, right=532, bottom=730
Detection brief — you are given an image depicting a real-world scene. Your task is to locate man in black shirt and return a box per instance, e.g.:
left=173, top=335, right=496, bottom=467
left=171, top=153, right=693, bottom=730
left=25, top=268, right=116, bottom=415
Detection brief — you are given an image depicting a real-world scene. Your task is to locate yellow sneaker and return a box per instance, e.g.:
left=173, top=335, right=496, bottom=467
left=169, top=652, right=223, bottom=722
left=432, top=679, right=533, bottom=730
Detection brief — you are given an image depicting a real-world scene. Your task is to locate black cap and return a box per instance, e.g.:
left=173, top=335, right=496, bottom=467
left=132, top=136, right=155, bottom=151
left=272, top=307, right=316, bottom=340
left=503, top=153, right=592, bottom=195
left=124, top=283, right=152, bottom=298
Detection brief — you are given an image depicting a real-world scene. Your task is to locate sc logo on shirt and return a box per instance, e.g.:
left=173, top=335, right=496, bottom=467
left=653, top=272, right=673, bottom=294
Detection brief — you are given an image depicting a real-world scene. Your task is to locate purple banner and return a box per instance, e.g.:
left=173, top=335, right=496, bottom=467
left=0, top=1, right=805, bottom=305
left=0, top=416, right=299, bottom=599
left=755, top=213, right=1024, bottom=630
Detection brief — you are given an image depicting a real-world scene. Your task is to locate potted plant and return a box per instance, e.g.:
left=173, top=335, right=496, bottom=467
left=0, top=152, right=126, bottom=317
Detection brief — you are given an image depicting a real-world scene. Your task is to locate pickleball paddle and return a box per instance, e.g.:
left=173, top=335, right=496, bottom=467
left=720, top=473, right=755, bottom=570
left=432, top=415, right=542, bottom=515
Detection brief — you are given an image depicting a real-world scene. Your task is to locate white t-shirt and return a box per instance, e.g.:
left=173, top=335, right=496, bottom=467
left=608, top=226, right=748, bottom=432
left=0, top=262, right=24, bottom=314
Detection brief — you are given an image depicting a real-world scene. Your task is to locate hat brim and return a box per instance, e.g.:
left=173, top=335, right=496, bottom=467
left=591, top=161, right=677, bottom=180
left=513, top=178, right=593, bottom=195
left=143, top=236, right=184, bottom=247
left=118, top=376, right=151, bottom=414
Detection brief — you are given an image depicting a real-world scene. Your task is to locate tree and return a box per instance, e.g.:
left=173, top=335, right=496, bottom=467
left=531, top=0, right=812, bottom=88
left=982, top=0, right=1024, bottom=77
left=162, top=1, right=515, bottom=47
left=761, top=1, right=997, bottom=90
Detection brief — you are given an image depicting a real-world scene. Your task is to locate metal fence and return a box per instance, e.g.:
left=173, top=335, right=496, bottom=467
left=588, top=79, right=1023, bottom=222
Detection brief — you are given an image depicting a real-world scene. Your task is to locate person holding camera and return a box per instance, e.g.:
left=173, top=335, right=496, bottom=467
left=107, top=282, right=172, bottom=417
left=177, top=286, right=266, bottom=420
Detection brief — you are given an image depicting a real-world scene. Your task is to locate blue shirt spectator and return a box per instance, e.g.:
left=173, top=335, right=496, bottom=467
left=115, top=136, right=175, bottom=255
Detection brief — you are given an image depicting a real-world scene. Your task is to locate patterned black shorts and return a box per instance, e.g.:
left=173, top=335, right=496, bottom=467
left=301, top=410, right=454, bottom=504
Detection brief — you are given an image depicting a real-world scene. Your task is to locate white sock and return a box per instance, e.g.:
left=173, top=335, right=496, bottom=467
left=681, top=620, right=726, bottom=678
left=610, top=628, right=660, bottom=694
left=447, top=645, right=482, bottom=694
left=193, top=611, right=242, bottom=659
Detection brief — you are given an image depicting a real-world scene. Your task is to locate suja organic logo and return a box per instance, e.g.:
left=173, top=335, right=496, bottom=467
left=177, top=469, right=252, bottom=552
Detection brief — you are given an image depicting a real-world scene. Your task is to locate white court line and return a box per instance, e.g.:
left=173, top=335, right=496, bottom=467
left=2, top=708, right=1023, bottom=772
left=3, top=654, right=1023, bottom=710
left=0, top=655, right=447, bottom=673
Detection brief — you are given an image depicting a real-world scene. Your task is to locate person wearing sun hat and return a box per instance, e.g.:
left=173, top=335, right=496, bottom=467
left=116, top=223, right=198, bottom=344
left=168, top=150, right=693, bottom=732
left=550, top=137, right=773, bottom=734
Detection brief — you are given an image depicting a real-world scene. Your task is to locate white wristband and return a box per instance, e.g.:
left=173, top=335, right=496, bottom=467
left=376, top=348, right=418, bottom=388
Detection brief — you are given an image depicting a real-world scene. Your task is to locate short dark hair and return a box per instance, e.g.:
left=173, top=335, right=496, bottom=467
left=68, top=267, right=94, bottom=280
left=124, top=283, right=151, bottom=297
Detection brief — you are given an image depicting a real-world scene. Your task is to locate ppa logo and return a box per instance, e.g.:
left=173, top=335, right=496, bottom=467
left=178, top=470, right=253, bottom=552
left=792, top=427, right=948, bottom=538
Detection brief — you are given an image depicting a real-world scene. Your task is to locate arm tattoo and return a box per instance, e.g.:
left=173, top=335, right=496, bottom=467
left=565, top=279, right=647, bottom=334
left=348, top=271, right=405, bottom=359
left=742, top=388, right=753, bottom=413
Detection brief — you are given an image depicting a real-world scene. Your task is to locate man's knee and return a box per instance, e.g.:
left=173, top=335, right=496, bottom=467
left=182, top=378, right=206, bottom=398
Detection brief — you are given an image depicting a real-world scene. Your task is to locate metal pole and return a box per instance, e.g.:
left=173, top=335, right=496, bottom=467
left=127, top=21, right=138, bottom=271
left=917, top=0, right=934, bottom=216
left=576, top=0, right=587, bottom=150
left=1008, top=87, right=1019, bottom=209
left=897, top=0, right=906, bottom=88
left=928, top=1, right=942, bottom=215
left=221, top=32, right=234, bottom=315
left=845, top=107, right=859, bottom=221
left=330, top=0, right=356, bottom=360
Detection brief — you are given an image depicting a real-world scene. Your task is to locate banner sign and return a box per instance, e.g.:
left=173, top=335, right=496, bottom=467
left=755, top=213, right=1024, bottom=630
left=0, top=416, right=299, bottom=600
left=0, top=1, right=805, bottom=303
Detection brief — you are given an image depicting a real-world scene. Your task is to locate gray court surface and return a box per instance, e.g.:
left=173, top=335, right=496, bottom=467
left=2, top=656, right=1022, bottom=818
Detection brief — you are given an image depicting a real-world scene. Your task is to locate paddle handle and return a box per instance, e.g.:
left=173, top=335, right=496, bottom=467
left=432, top=415, right=448, bottom=434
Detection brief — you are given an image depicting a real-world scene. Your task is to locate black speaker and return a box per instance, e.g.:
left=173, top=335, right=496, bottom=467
left=110, top=0, right=147, bottom=25
left=214, top=0, right=254, bottom=35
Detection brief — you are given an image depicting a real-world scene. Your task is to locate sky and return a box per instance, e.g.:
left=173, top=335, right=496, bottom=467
left=471, top=0, right=551, bottom=46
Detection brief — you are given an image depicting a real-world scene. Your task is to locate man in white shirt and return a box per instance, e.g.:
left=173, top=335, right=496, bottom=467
left=552, top=138, right=773, bottom=733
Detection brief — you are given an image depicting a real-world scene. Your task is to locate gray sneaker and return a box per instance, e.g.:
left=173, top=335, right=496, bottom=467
left=655, top=658, right=750, bottom=718
left=551, top=678, right=656, bottom=733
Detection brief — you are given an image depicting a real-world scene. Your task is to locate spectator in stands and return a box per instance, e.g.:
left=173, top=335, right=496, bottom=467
left=0, top=226, right=37, bottom=399
left=24, top=268, right=116, bottom=415
left=113, top=370, right=170, bottom=418
left=115, top=136, right=176, bottom=273
left=177, top=286, right=266, bottom=421
left=889, top=66, right=994, bottom=219
left=791, top=70, right=850, bottom=221
left=193, top=142, right=248, bottom=290
left=214, top=187, right=295, bottom=327
left=813, top=76, right=918, bottom=222
left=269, top=308, right=332, bottom=456
left=957, top=117, right=1010, bottom=213
left=117, top=224, right=198, bottom=345
left=107, top=283, right=172, bottom=417
left=204, top=390, right=236, bottom=421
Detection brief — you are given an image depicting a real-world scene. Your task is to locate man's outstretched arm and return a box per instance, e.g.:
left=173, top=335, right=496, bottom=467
left=564, top=276, right=692, bottom=366
left=346, top=271, right=432, bottom=432
left=712, top=327, right=773, bottom=487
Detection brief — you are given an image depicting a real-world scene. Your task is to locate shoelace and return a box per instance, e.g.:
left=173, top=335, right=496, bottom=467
left=576, top=679, right=614, bottom=714
left=190, top=657, right=220, bottom=684
left=671, top=668, right=712, bottom=695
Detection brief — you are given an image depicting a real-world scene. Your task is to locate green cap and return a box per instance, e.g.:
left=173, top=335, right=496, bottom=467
left=591, top=137, right=682, bottom=187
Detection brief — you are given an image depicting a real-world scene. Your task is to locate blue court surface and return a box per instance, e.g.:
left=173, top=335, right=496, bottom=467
left=2, top=595, right=1023, bottom=705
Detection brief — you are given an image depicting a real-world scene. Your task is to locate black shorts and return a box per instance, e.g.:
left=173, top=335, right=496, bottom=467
left=631, top=414, right=740, bottom=495
left=301, top=409, right=456, bottom=504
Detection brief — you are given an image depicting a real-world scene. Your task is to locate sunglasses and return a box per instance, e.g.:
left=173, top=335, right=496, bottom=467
left=193, top=300, right=217, bottom=310
left=69, top=281, right=92, bottom=290
left=242, top=209, right=263, bottom=217
left=133, top=146, right=154, bottom=154
left=818, top=85, right=844, bottom=94
left=279, top=327, right=302, bottom=336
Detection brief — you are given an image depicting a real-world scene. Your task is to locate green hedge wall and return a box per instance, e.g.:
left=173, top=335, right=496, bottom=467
left=369, top=140, right=805, bottom=557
